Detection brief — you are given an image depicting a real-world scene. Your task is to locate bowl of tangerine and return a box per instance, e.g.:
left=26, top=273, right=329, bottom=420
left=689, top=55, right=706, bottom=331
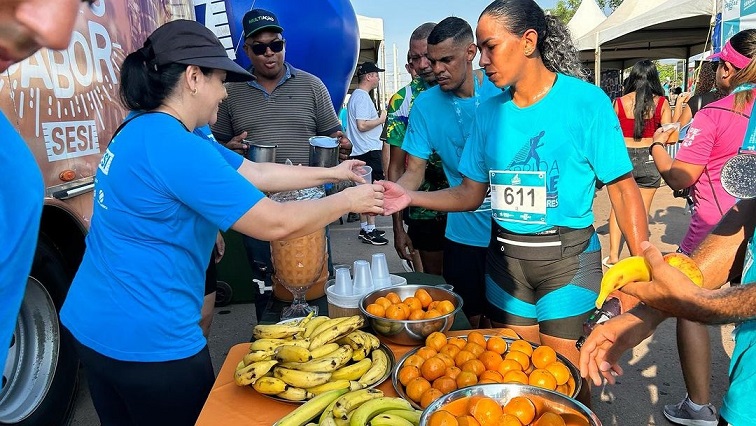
left=393, top=331, right=581, bottom=410
left=420, top=383, right=600, bottom=426
left=360, top=285, right=463, bottom=346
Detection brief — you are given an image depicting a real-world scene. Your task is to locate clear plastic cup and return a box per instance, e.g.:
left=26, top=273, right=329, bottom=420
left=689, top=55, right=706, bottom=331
left=357, top=165, right=373, bottom=184
left=352, top=260, right=373, bottom=295
left=371, top=253, right=391, bottom=289
left=333, top=267, right=353, bottom=296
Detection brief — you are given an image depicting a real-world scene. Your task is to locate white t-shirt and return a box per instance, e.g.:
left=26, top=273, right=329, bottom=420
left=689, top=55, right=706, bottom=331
left=346, top=89, right=382, bottom=155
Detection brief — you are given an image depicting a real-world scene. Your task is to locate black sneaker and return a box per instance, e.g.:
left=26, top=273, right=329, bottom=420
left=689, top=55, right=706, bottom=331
left=373, top=228, right=386, bottom=237
left=359, top=230, right=388, bottom=245
left=346, top=212, right=360, bottom=222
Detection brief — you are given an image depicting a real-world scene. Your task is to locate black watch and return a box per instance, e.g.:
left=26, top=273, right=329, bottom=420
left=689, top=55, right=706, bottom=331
left=648, top=142, right=665, bottom=155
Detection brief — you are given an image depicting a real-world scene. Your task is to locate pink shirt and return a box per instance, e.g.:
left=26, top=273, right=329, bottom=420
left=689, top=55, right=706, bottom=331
left=675, top=94, right=753, bottom=253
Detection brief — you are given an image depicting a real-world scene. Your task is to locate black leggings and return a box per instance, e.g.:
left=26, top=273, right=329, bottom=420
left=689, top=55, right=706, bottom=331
left=71, top=331, right=215, bottom=426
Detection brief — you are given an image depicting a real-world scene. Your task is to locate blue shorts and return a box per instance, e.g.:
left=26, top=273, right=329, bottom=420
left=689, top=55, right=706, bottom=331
left=721, top=322, right=756, bottom=425
left=485, top=228, right=601, bottom=340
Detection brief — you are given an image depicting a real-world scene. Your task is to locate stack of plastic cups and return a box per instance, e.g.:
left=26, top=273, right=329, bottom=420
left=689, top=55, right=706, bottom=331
left=352, top=260, right=373, bottom=295
left=326, top=265, right=363, bottom=318
left=371, top=253, right=391, bottom=289
left=333, top=267, right=352, bottom=295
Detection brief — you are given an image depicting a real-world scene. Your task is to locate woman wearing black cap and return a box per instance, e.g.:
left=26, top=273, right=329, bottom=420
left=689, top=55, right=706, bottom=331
left=58, top=20, right=384, bottom=425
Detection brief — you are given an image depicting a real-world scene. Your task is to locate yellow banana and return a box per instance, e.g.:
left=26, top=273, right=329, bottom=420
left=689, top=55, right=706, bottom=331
left=275, top=345, right=312, bottom=363
left=367, top=413, right=415, bottom=426
left=280, top=345, right=353, bottom=372
left=309, top=317, right=350, bottom=340
left=357, top=349, right=388, bottom=387
left=332, top=388, right=384, bottom=420
left=303, top=316, right=332, bottom=338
left=276, top=386, right=315, bottom=401
left=243, top=349, right=275, bottom=365
left=236, top=359, right=245, bottom=371
left=357, top=331, right=381, bottom=351
left=250, top=338, right=310, bottom=352
left=253, top=323, right=306, bottom=340
left=234, top=360, right=278, bottom=386
left=274, top=388, right=349, bottom=426
left=309, top=316, right=365, bottom=350
left=596, top=253, right=704, bottom=308
left=348, top=397, right=412, bottom=426
left=274, top=367, right=332, bottom=388
left=305, top=379, right=352, bottom=395
left=382, top=409, right=422, bottom=425
left=310, top=343, right=341, bottom=359
left=252, top=376, right=289, bottom=395
left=319, top=391, right=344, bottom=424
left=331, top=358, right=373, bottom=381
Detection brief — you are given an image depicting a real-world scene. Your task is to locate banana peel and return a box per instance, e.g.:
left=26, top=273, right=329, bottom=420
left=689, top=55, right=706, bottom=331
left=595, top=253, right=704, bottom=308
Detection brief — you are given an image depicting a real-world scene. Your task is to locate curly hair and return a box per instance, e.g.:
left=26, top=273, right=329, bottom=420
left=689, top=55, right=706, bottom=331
left=480, top=0, right=585, bottom=79
left=694, top=61, right=717, bottom=96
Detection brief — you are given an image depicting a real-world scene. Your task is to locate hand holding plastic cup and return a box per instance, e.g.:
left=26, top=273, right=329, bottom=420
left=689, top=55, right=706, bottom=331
left=357, top=165, right=373, bottom=184
left=371, top=253, right=391, bottom=289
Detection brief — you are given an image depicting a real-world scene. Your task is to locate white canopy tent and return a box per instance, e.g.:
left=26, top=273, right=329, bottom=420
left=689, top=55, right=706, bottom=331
left=567, top=0, right=607, bottom=41
left=576, top=0, right=716, bottom=85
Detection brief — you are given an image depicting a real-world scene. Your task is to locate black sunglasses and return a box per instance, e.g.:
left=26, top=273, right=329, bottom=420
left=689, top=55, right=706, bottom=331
left=247, top=39, right=285, bottom=56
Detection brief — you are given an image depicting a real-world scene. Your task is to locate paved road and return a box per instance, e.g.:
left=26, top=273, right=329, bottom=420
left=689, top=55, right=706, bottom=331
left=71, top=188, right=734, bottom=425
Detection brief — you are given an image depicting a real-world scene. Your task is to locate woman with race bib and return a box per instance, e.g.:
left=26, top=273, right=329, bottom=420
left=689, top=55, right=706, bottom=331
left=381, top=0, right=648, bottom=404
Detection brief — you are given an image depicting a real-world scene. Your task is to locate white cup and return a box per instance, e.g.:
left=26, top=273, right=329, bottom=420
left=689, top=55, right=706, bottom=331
left=333, top=267, right=352, bottom=296
left=357, top=165, right=373, bottom=184
left=371, top=253, right=391, bottom=289
left=352, top=260, right=373, bottom=295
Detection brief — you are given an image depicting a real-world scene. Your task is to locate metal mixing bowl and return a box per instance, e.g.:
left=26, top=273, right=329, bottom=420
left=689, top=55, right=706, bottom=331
left=420, top=384, right=601, bottom=426
left=359, top=285, right=463, bottom=346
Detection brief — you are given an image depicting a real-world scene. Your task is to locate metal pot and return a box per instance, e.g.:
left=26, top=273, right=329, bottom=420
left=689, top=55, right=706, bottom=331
left=308, top=136, right=340, bottom=168
left=245, top=141, right=277, bottom=163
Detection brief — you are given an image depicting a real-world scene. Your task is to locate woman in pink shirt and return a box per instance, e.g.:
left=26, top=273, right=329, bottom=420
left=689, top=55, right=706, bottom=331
left=649, top=29, right=756, bottom=426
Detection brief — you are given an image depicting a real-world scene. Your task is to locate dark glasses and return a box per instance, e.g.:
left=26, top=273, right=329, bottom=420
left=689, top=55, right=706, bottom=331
left=247, top=40, right=285, bottom=56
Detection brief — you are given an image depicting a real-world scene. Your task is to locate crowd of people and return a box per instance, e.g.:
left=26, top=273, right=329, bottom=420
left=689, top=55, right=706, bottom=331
left=2, top=0, right=755, bottom=425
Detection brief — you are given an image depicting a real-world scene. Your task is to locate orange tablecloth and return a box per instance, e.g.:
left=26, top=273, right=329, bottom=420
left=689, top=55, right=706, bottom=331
left=195, top=329, right=519, bottom=426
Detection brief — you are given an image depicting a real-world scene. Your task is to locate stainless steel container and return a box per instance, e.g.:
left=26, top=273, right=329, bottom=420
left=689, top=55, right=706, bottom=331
left=308, top=136, right=340, bottom=168
left=245, top=141, right=277, bottom=163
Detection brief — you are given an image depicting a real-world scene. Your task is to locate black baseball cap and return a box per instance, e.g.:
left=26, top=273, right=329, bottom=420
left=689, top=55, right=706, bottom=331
left=356, top=62, right=385, bottom=76
left=243, top=9, right=284, bottom=39
left=143, top=20, right=253, bottom=82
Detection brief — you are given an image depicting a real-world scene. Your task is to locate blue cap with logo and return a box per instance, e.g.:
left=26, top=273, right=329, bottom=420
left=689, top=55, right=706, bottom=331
left=243, top=9, right=284, bottom=39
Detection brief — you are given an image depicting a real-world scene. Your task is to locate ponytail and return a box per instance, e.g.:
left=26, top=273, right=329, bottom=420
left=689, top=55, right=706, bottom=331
left=119, top=47, right=187, bottom=111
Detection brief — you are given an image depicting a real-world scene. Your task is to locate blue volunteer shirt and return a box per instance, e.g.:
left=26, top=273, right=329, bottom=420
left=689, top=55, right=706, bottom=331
left=459, top=74, right=631, bottom=234
left=0, top=113, right=43, bottom=365
left=403, top=72, right=501, bottom=247
left=61, top=113, right=263, bottom=362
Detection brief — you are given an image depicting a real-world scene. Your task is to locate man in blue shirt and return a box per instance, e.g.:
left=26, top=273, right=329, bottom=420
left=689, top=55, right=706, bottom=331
left=396, top=17, right=500, bottom=326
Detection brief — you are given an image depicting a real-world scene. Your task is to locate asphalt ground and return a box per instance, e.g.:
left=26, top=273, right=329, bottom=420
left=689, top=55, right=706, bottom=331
left=70, top=187, right=735, bottom=425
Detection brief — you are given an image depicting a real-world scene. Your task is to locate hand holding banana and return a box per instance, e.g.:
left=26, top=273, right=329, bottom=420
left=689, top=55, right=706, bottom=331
left=596, top=244, right=704, bottom=308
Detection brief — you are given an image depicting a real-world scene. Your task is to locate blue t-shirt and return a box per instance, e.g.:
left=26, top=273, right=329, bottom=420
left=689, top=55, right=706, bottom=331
left=61, top=113, right=264, bottom=362
left=721, top=234, right=756, bottom=424
left=0, top=113, right=43, bottom=365
left=459, top=74, right=631, bottom=234
left=403, top=73, right=501, bottom=247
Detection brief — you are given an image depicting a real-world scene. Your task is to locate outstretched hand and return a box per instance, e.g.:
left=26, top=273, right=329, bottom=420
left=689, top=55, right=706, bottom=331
left=377, top=180, right=411, bottom=215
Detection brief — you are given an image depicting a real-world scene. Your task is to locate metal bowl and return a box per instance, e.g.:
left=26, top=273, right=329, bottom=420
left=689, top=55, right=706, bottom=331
left=392, top=336, right=582, bottom=409
left=359, top=285, right=463, bottom=346
left=419, top=384, right=601, bottom=426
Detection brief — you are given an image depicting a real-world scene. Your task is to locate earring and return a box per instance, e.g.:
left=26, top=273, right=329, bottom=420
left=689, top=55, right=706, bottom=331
left=524, top=49, right=534, bottom=56
left=192, top=88, right=197, bottom=95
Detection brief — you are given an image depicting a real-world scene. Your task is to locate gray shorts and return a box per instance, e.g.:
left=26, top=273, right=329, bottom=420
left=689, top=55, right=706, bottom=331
left=628, top=147, right=661, bottom=188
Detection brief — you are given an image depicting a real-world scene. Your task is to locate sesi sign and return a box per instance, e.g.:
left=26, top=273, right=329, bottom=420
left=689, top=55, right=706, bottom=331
left=42, top=120, right=100, bottom=161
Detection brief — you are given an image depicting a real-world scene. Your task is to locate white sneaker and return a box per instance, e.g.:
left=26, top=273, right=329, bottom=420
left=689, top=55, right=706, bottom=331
left=663, top=397, right=718, bottom=426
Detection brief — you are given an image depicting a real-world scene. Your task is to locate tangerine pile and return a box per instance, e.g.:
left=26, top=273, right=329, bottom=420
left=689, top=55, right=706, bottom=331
left=396, top=331, right=576, bottom=408
left=428, top=395, right=584, bottom=426
left=365, top=288, right=456, bottom=320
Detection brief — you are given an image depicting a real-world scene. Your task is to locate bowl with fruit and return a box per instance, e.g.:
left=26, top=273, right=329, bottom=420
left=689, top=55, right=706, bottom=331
left=420, top=383, right=600, bottom=426
left=360, top=285, right=463, bottom=346
left=393, top=331, right=581, bottom=410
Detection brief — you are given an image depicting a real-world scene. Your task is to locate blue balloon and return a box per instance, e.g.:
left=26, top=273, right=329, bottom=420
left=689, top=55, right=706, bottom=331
left=201, top=0, right=359, bottom=111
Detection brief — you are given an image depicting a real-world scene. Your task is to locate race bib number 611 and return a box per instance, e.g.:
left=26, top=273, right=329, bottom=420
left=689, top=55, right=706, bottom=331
left=489, top=170, right=547, bottom=224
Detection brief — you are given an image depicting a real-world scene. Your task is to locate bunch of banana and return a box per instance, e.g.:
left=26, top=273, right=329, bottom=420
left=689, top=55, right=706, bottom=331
left=595, top=252, right=704, bottom=307
left=337, top=330, right=380, bottom=361
left=234, top=359, right=278, bottom=386
left=308, top=316, right=365, bottom=350
left=273, top=388, right=349, bottom=426
left=357, top=347, right=389, bottom=388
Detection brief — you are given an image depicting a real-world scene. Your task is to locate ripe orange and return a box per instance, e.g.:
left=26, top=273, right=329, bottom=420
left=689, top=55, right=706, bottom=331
left=421, top=356, right=447, bottom=382
left=428, top=300, right=441, bottom=311
left=528, top=368, right=558, bottom=391
left=486, top=336, right=508, bottom=355
left=463, top=342, right=485, bottom=358
left=531, top=345, right=557, bottom=369
left=467, top=331, right=488, bottom=348
left=426, top=332, right=448, bottom=352
left=504, top=350, right=531, bottom=370
left=408, top=310, right=426, bottom=320
left=432, top=375, right=458, bottom=394
left=555, top=383, right=570, bottom=396
left=415, top=288, right=433, bottom=308
left=441, top=397, right=470, bottom=417
left=427, top=410, right=459, bottom=426
left=385, top=292, right=401, bottom=304
left=502, top=396, right=537, bottom=425
left=437, top=300, right=456, bottom=314
left=455, top=370, right=478, bottom=388
left=425, top=309, right=443, bottom=319
left=478, top=378, right=499, bottom=385
left=508, top=340, right=534, bottom=357
left=374, top=296, right=393, bottom=310
left=456, top=415, right=482, bottom=426
left=386, top=303, right=410, bottom=320
left=501, top=370, right=529, bottom=385
left=461, top=359, right=486, bottom=377
left=479, top=370, right=504, bottom=383
left=497, top=359, right=524, bottom=376
left=403, top=296, right=423, bottom=312
left=454, top=350, right=477, bottom=367
left=365, top=303, right=386, bottom=318
left=445, top=366, right=462, bottom=380
left=468, top=396, right=503, bottom=425
left=544, top=361, right=571, bottom=386
left=398, top=365, right=421, bottom=386
left=420, top=387, right=444, bottom=409
left=478, top=350, right=503, bottom=371
left=439, top=343, right=462, bottom=359
left=448, top=337, right=468, bottom=350
left=435, top=352, right=456, bottom=368
left=417, top=346, right=439, bottom=360
left=532, top=412, right=566, bottom=426
left=405, top=376, right=431, bottom=402
left=500, top=414, right=525, bottom=426
left=405, top=354, right=426, bottom=369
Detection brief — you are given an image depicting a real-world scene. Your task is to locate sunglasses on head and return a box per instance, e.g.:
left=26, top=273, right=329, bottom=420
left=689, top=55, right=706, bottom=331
left=247, top=39, right=285, bottom=56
